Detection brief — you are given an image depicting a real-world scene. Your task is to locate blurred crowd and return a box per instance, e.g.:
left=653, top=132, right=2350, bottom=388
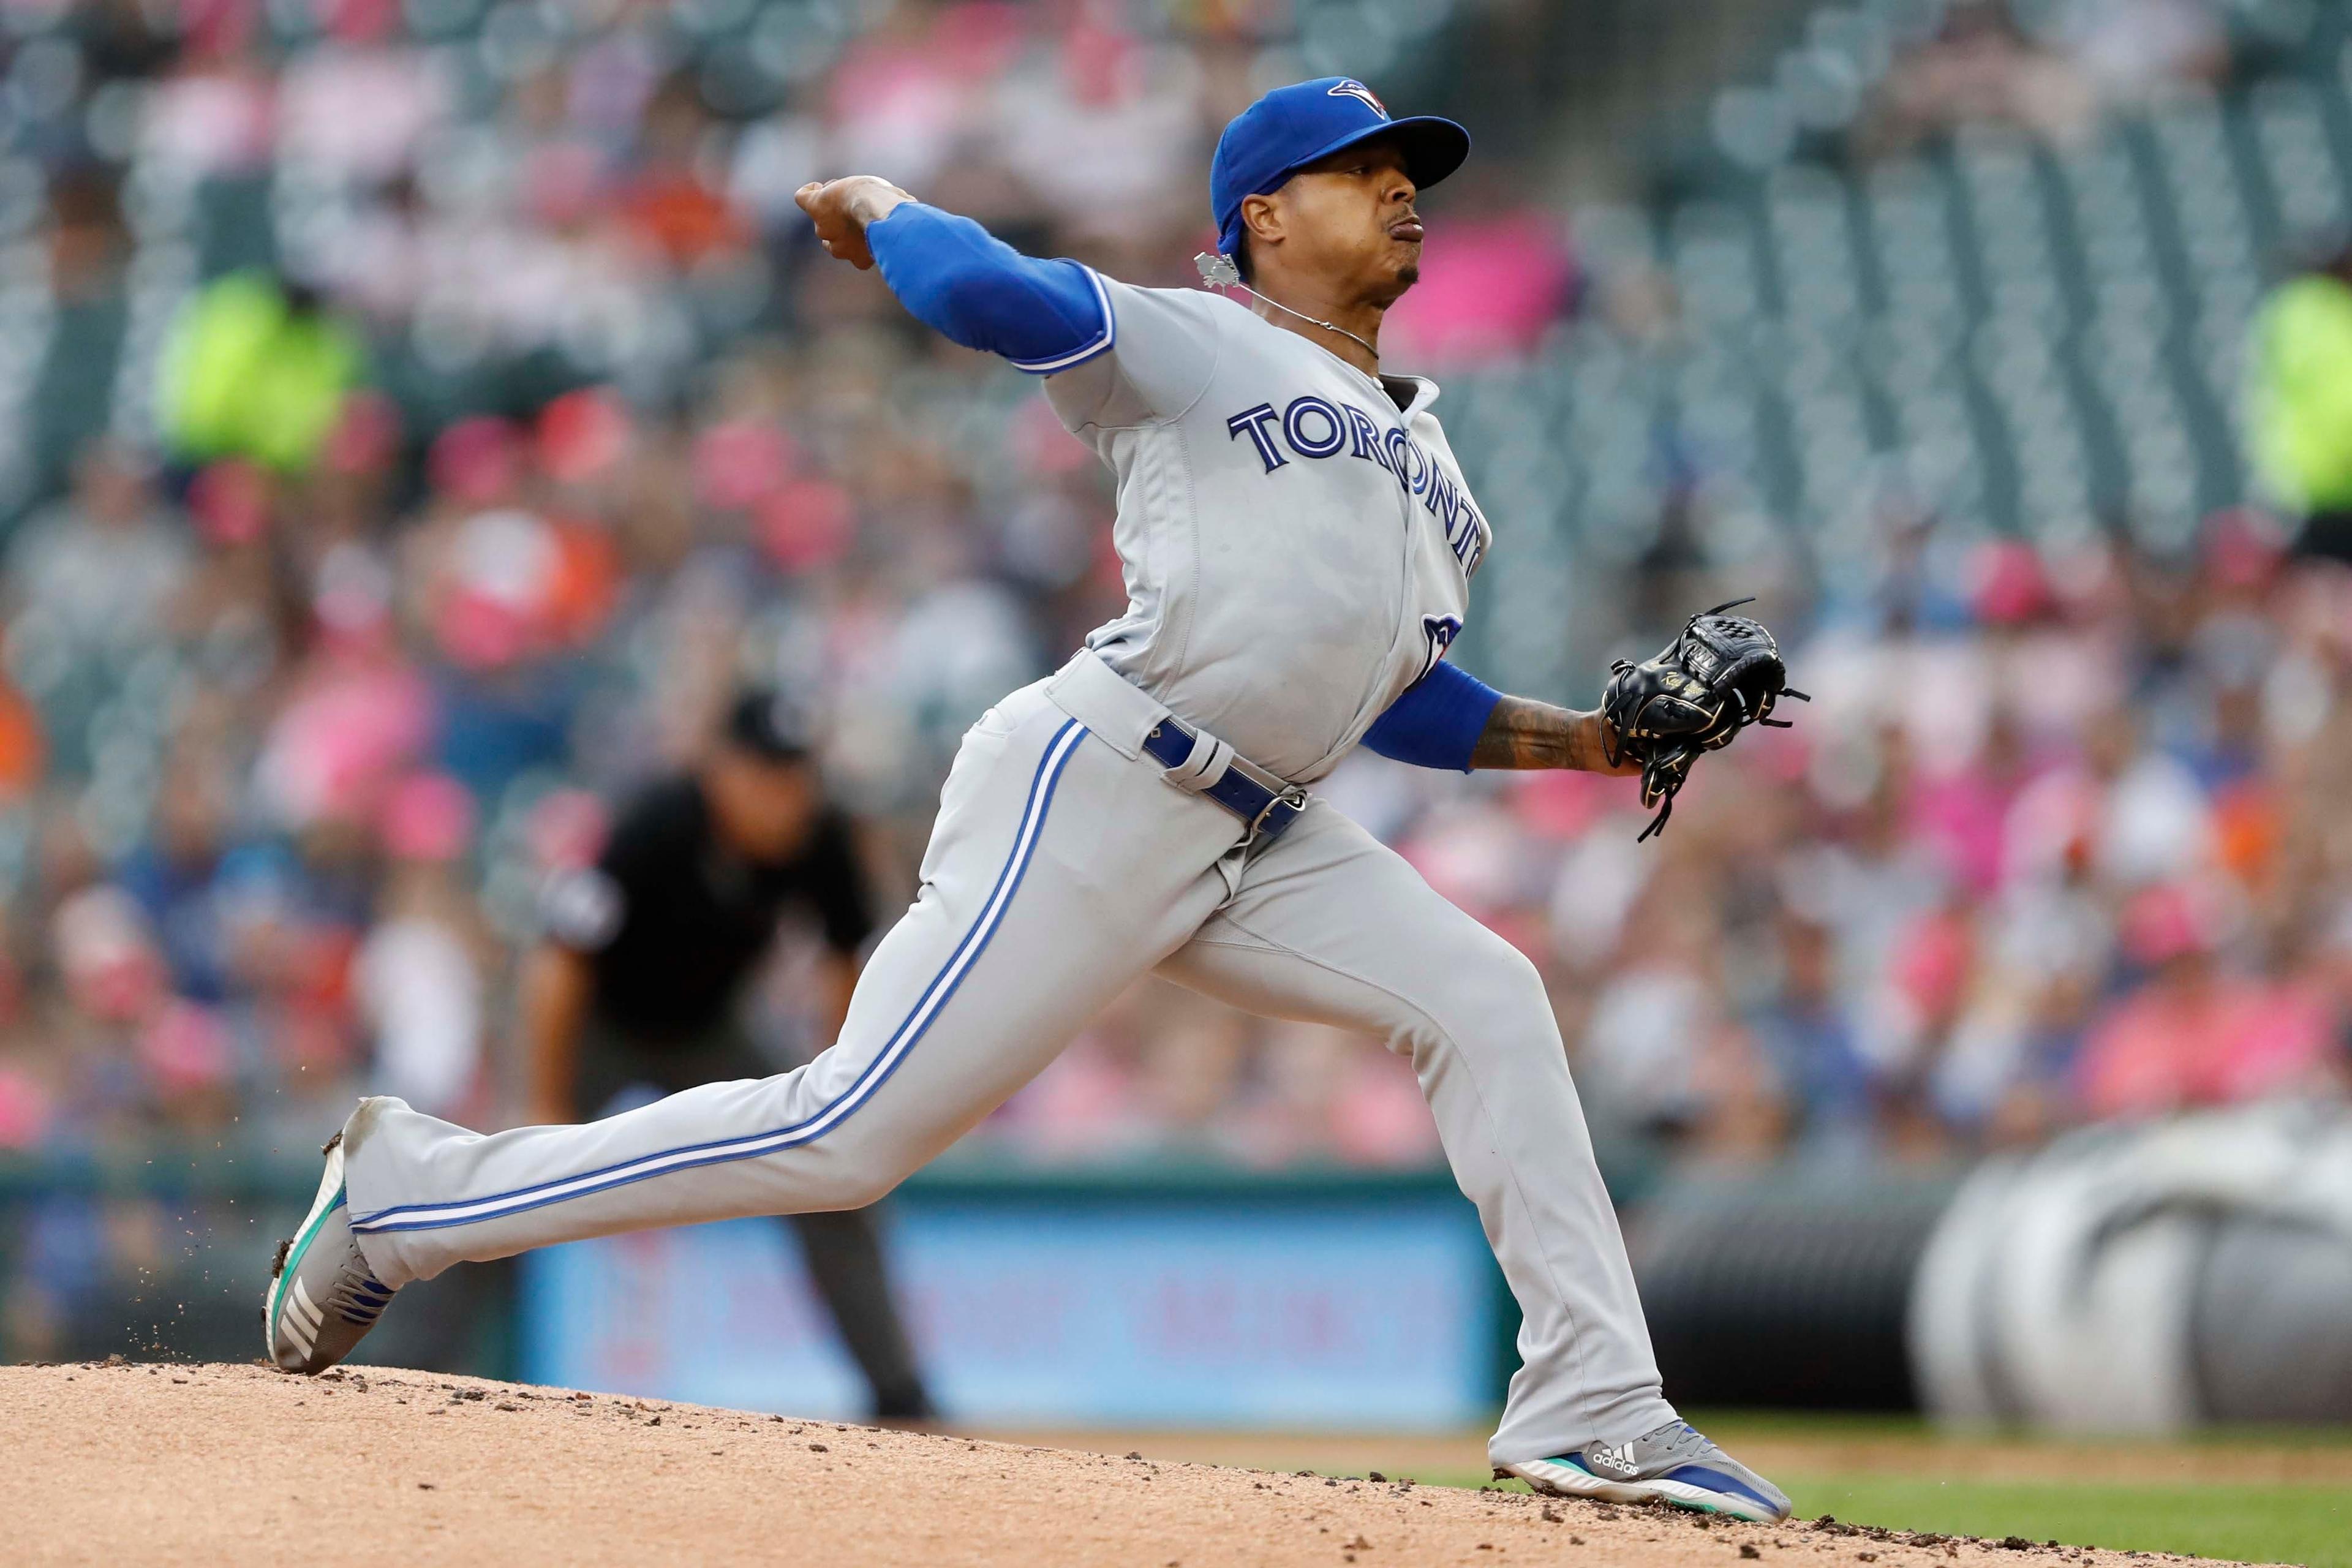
left=1856, top=0, right=2234, bottom=156
left=1357, top=516, right=2352, bottom=1166
left=0, top=0, right=2340, bottom=1187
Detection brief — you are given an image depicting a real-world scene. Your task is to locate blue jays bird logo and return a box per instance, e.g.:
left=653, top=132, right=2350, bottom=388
left=1418, top=614, right=1463, bottom=682
left=1328, top=79, right=1389, bottom=117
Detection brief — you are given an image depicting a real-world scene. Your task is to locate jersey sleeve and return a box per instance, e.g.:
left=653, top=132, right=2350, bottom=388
left=867, top=203, right=1113, bottom=372
left=538, top=790, right=665, bottom=952
left=1040, top=276, right=1225, bottom=432
left=1359, top=659, right=1502, bottom=772
left=540, top=864, right=625, bottom=952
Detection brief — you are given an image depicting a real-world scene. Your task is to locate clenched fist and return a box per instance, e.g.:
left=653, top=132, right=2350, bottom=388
left=794, top=176, right=914, bottom=270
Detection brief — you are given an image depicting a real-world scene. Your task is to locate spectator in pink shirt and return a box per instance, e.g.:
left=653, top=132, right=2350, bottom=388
left=2075, top=884, right=2340, bottom=1119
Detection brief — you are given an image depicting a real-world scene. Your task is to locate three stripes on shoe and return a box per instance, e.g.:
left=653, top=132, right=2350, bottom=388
left=277, top=1279, right=328, bottom=1360
left=277, top=1270, right=392, bottom=1359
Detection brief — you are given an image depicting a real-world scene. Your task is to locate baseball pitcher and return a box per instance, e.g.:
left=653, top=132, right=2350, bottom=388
left=265, top=77, right=1796, bottom=1521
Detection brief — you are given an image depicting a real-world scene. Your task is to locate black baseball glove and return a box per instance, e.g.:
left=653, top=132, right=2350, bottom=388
left=1601, top=598, right=1807, bottom=842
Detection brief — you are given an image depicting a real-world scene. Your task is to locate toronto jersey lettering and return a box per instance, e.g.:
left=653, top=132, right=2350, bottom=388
left=1042, top=276, right=1494, bottom=783
left=1221, top=398, right=1488, bottom=579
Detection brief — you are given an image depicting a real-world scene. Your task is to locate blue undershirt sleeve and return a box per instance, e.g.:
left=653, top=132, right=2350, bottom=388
left=1359, top=660, right=1504, bottom=772
left=866, top=202, right=1112, bottom=374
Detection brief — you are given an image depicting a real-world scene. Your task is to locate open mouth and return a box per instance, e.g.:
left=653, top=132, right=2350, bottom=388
left=1389, top=216, right=1425, bottom=242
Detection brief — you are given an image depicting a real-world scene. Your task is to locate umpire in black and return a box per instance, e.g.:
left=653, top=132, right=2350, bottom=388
left=526, top=688, right=933, bottom=1420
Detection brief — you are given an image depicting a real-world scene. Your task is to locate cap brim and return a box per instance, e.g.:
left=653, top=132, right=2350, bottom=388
left=1218, top=115, right=1472, bottom=255
left=1324, top=115, right=1472, bottom=192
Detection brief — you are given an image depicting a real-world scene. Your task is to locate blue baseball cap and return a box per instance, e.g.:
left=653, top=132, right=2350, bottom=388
left=1211, top=77, right=1471, bottom=258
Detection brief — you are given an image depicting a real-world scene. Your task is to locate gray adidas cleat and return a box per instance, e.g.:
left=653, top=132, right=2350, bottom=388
left=1499, top=1420, right=1793, bottom=1522
left=264, top=1130, right=397, bottom=1374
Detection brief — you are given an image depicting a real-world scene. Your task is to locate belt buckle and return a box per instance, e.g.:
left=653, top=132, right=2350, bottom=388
left=1247, top=783, right=1308, bottom=841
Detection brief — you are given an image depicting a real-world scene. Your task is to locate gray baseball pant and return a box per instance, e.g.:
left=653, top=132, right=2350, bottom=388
left=339, top=651, right=1677, bottom=1464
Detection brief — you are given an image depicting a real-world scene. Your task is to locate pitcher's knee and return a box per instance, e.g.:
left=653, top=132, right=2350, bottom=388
left=1425, top=933, right=1557, bottom=1047
left=802, top=1164, right=904, bottom=1211
left=791, top=1127, right=930, bottom=1208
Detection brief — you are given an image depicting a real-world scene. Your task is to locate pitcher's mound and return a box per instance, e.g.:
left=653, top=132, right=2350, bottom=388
left=3, top=1362, right=2253, bottom=1566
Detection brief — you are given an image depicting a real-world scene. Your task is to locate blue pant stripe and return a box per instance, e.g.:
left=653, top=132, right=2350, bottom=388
left=352, top=719, right=1088, bottom=1235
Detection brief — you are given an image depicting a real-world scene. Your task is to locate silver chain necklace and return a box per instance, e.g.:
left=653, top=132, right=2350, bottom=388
left=1196, top=251, right=1379, bottom=363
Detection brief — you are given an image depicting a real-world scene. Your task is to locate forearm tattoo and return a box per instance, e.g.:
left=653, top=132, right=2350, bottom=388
left=1470, top=695, right=1619, bottom=773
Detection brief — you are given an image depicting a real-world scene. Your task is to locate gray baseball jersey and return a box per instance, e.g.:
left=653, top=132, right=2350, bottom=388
left=1048, top=278, right=1490, bottom=782
left=334, top=273, right=1676, bottom=1469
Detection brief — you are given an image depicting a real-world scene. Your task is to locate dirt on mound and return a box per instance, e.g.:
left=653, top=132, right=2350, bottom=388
left=2, top=1363, right=2265, bottom=1567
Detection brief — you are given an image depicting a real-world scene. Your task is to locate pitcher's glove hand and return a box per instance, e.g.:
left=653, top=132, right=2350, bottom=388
left=1601, top=598, right=1808, bottom=842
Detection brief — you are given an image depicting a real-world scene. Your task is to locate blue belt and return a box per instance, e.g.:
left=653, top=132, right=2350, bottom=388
left=1141, top=717, right=1307, bottom=843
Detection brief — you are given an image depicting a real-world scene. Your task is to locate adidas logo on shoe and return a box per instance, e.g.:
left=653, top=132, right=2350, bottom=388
left=1586, top=1442, right=1640, bottom=1477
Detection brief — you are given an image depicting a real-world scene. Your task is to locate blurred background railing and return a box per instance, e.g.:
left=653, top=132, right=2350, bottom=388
left=0, top=0, right=2346, bottom=1431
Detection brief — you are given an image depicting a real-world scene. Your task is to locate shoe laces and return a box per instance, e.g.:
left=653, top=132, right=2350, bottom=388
left=1631, top=1419, right=1714, bottom=1464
